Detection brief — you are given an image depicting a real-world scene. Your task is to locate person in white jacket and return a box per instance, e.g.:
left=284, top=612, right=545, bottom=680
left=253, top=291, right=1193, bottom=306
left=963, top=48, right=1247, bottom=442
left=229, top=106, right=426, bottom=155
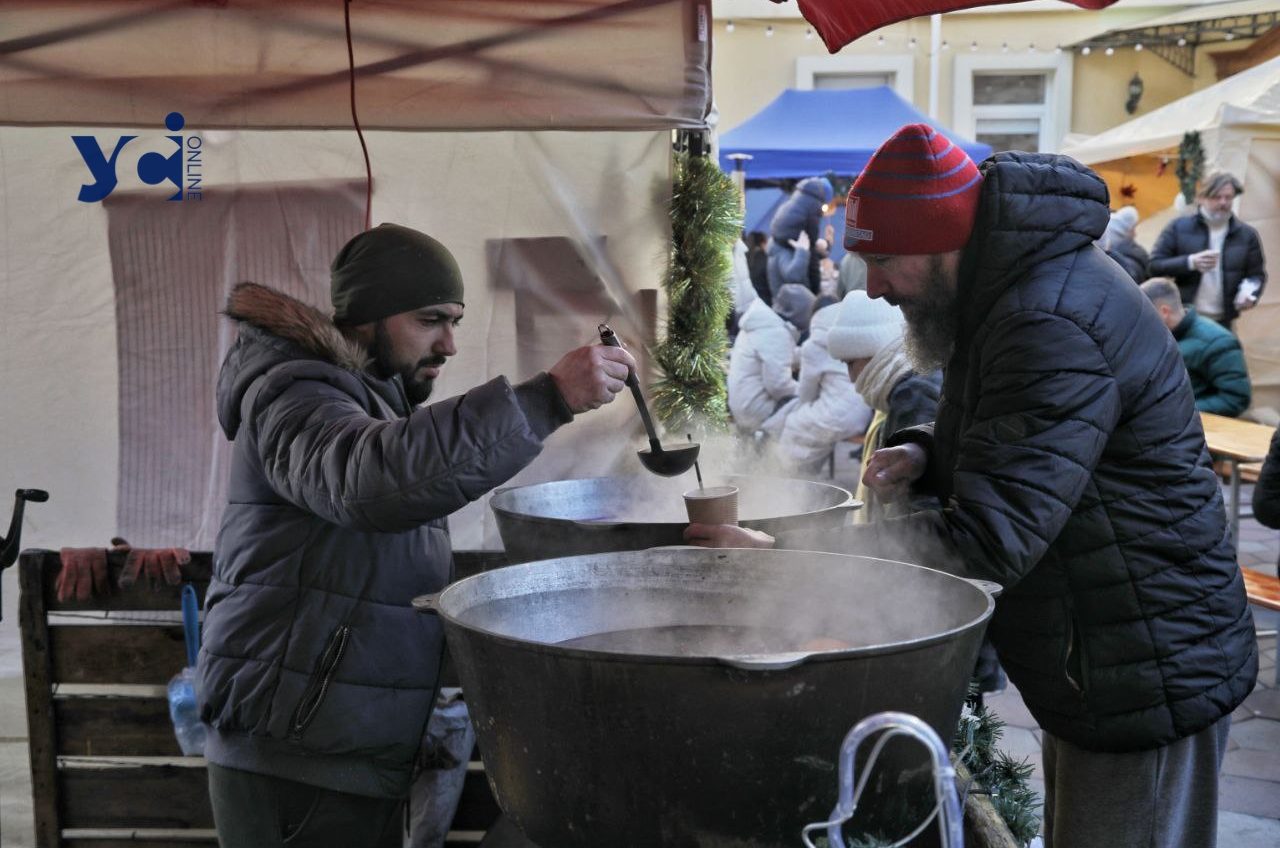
left=777, top=302, right=872, bottom=472
left=728, top=297, right=801, bottom=437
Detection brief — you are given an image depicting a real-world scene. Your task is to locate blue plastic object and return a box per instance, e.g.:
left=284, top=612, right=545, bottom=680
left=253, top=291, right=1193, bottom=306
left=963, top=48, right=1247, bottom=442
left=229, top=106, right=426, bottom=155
left=168, top=583, right=206, bottom=755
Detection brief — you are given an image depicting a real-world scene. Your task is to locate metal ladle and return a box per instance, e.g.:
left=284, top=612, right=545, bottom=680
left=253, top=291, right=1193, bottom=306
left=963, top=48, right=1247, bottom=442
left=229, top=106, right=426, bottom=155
left=598, top=324, right=700, bottom=477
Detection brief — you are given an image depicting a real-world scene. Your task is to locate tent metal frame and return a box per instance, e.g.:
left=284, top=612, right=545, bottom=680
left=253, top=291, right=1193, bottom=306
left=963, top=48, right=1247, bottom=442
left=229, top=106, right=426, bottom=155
left=1072, top=11, right=1280, bottom=77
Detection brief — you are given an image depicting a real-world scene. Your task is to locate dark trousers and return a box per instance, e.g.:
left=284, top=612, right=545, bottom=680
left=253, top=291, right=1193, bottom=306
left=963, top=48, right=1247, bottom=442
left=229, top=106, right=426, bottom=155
left=208, top=762, right=404, bottom=848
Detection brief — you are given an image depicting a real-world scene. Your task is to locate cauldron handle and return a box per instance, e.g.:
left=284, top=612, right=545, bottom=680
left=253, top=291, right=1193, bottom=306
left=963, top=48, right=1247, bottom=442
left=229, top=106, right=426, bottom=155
left=964, top=578, right=1003, bottom=599
left=412, top=594, right=440, bottom=614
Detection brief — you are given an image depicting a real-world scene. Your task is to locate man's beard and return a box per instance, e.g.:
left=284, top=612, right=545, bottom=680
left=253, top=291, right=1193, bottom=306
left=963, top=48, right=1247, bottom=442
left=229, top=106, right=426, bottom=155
left=371, top=321, right=445, bottom=406
left=1201, top=207, right=1230, bottom=227
left=899, top=255, right=959, bottom=374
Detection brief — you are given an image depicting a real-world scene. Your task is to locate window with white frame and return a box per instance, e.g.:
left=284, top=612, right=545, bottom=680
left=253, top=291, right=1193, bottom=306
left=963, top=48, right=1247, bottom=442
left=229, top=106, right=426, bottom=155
left=796, top=54, right=914, bottom=102
left=952, top=52, right=1072, bottom=154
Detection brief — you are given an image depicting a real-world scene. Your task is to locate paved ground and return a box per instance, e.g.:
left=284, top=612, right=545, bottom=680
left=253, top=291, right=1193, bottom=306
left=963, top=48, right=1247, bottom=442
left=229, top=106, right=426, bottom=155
left=1, top=480, right=1277, bottom=847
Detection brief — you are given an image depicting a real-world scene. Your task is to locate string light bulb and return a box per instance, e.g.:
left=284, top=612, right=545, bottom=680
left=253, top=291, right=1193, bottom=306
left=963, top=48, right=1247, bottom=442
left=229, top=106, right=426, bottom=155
left=805, top=27, right=814, bottom=41
left=1135, top=42, right=1144, bottom=51
left=877, top=35, right=886, bottom=47
left=765, top=25, right=774, bottom=38
left=970, top=40, right=978, bottom=51
left=942, top=40, right=950, bottom=51
left=909, top=37, right=917, bottom=49
left=1082, top=45, right=1091, bottom=55
left=1028, top=43, right=1036, bottom=53
left=725, top=20, right=734, bottom=34
left=1105, top=46, right=1114, bottom=56
left=1054, top=45, right=1063, bottom=54
left=1001, top=42, right=1009, bottom=53
left=1225, top=32, right=1235, bottom=41
left=1177, top=36, right=1187, bottom=46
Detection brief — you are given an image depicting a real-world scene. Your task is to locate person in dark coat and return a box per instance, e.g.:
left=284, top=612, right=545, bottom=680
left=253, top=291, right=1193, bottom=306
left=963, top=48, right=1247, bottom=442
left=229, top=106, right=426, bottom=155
left=198, top=224, right=635, bottom=848
left=766, top=177, right=832, bottom=296
left=688, top=125, right=1256, bottom=848
left=1099, top=205, right=1149, bottom=283
left=1149, top=172, right=1267, bottom=327
left=1253, top=424, right=1280, bottom=531
left=1141, top=277, right=1251, bottom=417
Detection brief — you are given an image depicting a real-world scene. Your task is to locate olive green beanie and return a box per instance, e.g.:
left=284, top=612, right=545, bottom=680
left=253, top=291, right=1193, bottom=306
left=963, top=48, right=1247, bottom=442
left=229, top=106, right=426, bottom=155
left=330, top=223, right=465, bottom=326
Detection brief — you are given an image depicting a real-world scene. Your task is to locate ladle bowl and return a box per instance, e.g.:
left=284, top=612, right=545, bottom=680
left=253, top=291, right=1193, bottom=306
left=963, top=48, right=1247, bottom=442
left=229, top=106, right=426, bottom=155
left=636, top=442, right=700, bottom=477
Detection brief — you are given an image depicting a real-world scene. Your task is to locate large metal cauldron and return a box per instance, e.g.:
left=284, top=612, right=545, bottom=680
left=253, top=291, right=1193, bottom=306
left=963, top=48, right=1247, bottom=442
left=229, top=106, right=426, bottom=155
left=419, top=548, right=993, bottom=848
left=490, top=475, right=857, bottom=562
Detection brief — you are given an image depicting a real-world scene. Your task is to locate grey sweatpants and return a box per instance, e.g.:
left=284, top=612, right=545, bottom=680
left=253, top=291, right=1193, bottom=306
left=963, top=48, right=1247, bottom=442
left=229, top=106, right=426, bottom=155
left=1042, top=715, right=1231, bottom=848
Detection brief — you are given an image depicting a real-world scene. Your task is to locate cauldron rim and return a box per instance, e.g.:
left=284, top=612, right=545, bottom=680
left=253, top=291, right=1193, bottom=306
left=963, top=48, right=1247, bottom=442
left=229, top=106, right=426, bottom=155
left=490, top=474, right=856, bottom=527
left=432, top=549, right=994, bottom=667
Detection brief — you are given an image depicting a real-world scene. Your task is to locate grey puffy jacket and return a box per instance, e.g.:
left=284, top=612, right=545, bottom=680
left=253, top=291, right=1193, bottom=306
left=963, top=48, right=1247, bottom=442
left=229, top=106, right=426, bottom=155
left=197, top=283, right=571, bottom=798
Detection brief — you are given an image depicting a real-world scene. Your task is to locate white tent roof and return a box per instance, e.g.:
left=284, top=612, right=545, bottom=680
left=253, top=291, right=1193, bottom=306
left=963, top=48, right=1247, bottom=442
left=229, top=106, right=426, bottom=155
left=1119, top=0, right=1280, bottom=30
left=1062, top=55, right=1280, bottom=165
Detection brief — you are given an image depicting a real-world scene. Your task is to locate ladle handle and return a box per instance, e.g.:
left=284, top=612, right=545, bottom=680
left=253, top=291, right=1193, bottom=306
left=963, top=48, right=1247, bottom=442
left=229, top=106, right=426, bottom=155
left=598, top=325, right=663, bottom=450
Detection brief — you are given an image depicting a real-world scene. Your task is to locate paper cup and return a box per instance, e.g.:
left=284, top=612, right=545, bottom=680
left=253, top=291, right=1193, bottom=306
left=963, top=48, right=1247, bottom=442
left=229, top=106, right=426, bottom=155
left=683, top=485, right=739, bottom=526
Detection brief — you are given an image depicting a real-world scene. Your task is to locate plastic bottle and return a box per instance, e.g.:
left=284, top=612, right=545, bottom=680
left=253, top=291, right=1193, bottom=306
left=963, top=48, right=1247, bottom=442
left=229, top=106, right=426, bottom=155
left=168, top=666, right=207, bottom=756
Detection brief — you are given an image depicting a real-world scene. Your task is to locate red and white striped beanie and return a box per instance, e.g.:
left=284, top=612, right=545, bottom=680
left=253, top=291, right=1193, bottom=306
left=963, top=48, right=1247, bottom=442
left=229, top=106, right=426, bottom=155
left=844, top=123, right=983, bottom=255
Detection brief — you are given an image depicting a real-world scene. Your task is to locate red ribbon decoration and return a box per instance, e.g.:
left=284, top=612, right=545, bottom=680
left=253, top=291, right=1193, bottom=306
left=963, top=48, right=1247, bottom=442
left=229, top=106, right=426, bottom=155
left=777, top=0, right=1119, bottom=53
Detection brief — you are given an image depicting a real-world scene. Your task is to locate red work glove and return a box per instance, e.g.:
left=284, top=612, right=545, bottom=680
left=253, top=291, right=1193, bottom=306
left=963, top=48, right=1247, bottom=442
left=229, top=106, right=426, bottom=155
left=115, top=537, right=190, bottom=589
left=56, top=539, right=130, bottom=602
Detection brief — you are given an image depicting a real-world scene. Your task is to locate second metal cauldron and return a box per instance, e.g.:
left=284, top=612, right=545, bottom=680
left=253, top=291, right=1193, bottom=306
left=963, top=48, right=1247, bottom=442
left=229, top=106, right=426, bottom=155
left=417, top=547, right=993, bottom=847
left=490, top=475, right=857, bottom=562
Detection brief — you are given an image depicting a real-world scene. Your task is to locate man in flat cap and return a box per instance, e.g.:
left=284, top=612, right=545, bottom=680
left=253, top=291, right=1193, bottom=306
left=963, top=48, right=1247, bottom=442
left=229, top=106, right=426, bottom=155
left=197, top=223, right=635, bottom=847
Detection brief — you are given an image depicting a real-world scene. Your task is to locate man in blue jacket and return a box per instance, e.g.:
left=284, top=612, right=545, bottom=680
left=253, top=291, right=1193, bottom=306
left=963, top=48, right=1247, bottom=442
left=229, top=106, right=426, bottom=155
left=688, top=125, right=1257, bottom=847
left=1141, top=277, right=1252, bottom=417
left=198, top=223, right=635, bottom=847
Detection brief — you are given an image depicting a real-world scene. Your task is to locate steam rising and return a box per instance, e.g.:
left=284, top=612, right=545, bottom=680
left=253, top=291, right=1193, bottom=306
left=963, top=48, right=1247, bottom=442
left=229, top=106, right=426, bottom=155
left=490, top=417, right=983, bottom=658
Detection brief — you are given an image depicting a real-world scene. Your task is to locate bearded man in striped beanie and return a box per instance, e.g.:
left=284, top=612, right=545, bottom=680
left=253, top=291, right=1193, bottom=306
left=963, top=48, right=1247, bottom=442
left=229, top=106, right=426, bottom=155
left=688, top=123, right=1255, bottom=848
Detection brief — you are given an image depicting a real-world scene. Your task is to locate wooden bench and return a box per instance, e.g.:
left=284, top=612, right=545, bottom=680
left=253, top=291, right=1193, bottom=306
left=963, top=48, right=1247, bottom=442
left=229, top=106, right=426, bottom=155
left=1241, top=566, right=1280, bottom=686
left=19, top=548, right=506, bottom=848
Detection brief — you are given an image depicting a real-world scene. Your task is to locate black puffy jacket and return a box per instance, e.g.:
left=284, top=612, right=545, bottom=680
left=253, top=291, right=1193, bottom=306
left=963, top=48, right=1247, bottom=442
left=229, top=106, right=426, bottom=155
left=791, top=153, right=1257, bottom=752
left=1149, top=211, right=1267, bottom=325
left=1254, top=425, right=1280, bottom=529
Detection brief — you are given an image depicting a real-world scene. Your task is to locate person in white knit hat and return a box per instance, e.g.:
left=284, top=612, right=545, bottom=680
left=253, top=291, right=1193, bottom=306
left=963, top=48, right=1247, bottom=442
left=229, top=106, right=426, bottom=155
left=827, top=291, right=941, bottom=523
left=776, top=302, right=872, bottom=473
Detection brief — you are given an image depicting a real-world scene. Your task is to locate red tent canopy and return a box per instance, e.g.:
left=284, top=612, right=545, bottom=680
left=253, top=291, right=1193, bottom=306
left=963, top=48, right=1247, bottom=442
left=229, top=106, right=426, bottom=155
left=781, top=0, right=1119, bottom=53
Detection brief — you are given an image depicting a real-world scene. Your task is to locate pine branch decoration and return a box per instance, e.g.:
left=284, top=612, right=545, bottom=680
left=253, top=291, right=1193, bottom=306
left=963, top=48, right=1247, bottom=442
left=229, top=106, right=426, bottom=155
left=952, top=691, right=1043, bottom=847
left=651, top=151, right=742, bottom=433
left=1176, top=131, right=1204, bottom=206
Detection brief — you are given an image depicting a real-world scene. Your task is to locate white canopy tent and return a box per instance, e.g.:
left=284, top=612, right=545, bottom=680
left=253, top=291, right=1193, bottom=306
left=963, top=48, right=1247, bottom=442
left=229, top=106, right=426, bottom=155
left=0, top=1, right=714, bottom=553
left=1063, top=56, right=1280, bottom=421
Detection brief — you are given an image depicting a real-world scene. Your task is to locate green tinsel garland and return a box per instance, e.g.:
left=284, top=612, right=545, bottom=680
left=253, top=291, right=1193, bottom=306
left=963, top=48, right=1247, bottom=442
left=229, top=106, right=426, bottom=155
left=651, top=151, right=742, bottom=433
left=1177, top=131, right=1204, bottom=206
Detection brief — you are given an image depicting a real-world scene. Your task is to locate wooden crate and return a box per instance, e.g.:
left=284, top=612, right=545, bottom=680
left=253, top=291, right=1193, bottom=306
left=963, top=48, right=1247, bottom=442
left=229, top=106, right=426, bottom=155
left=19, top=548, right=508, bottom=848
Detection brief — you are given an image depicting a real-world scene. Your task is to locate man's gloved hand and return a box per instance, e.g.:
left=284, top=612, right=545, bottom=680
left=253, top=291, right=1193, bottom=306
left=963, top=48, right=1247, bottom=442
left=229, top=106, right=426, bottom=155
left=115, top=537, right=191, bottom=589
left=56, top=543, right=122, bottom=601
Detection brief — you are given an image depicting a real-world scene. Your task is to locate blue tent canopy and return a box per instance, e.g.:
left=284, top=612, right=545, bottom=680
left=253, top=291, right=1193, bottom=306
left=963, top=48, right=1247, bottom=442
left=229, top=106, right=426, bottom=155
left=719, top=87, right=992, bottom=180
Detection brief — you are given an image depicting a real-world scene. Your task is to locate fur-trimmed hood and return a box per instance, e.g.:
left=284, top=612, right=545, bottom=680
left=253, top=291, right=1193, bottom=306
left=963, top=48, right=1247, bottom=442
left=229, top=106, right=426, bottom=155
left=217, top=283, right=379, bottom=439
left=225, top=282, right=369, bottom=371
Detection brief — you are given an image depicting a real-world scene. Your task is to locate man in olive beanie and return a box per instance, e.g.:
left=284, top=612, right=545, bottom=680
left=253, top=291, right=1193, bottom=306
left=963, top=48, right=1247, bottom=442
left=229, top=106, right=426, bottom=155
left=330, top=223, right=468, bottom=404
left=201, top=223, right=635, bottom=848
